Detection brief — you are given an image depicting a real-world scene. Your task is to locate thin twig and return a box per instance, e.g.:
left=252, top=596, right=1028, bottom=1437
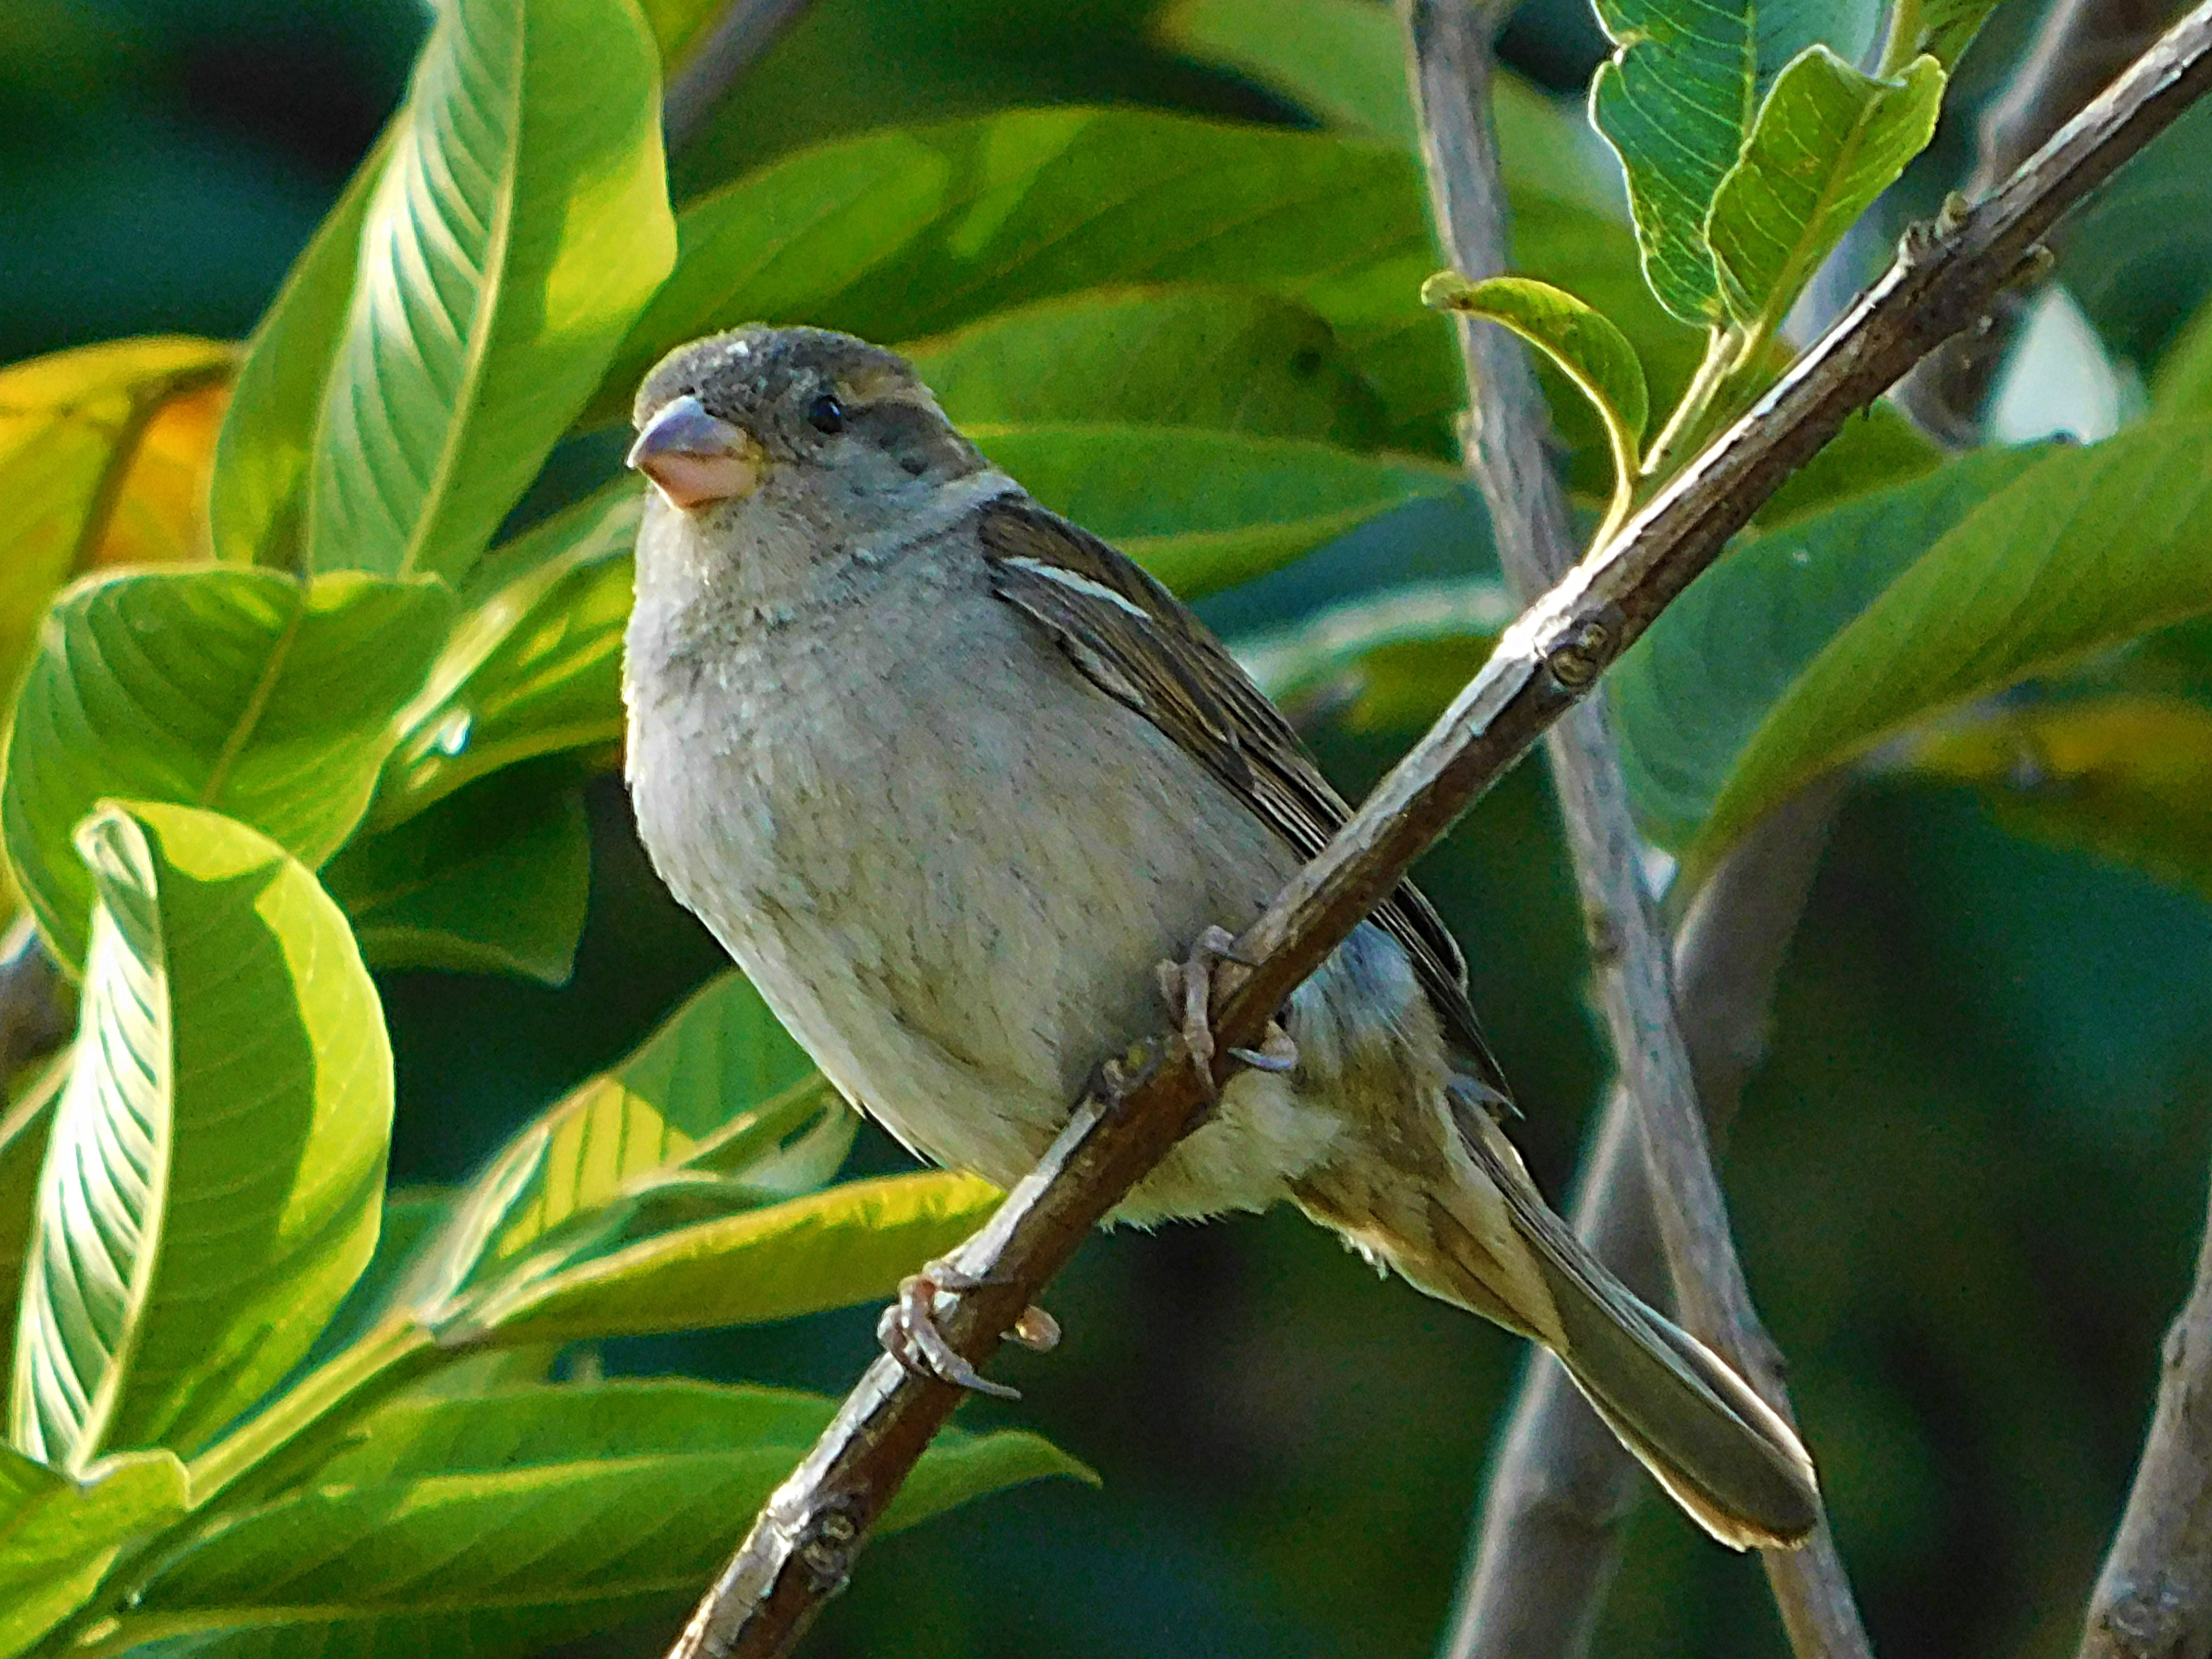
left=661, top=0, right=817, bottom=153
left=2078, top=1160, right=2212, bottom=1658
left=1894, top=0, right=2180, bottom=444
left=1447, top=780, right=1848, bottom=1657
left=664, top=10, right=2212, bottom=1651
left=1402, top=1, right=1868, bottom=1647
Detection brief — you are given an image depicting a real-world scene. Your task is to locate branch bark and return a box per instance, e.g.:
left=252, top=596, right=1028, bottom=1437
left=1402, top=3, right=1868, bottom=1652
left=663, top=8, right=2212, bottom=1649
left=1893, top=0, right=2181, bottom=444
left=2078, top=1161, right=2212, bottom=1659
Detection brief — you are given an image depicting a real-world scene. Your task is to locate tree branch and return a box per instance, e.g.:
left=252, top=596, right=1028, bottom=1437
left=1893, top=0, right=2180, bottom=444
left=2078, top=1159, right=2212, bottom=1658
left=1447, top=779, right=1849, bottom=1657
left=663, top=8, right=2212, bottom=1650
left=1402, top=3, right=1868, bottom=1651
left=661, top=0, right=818, bottom=154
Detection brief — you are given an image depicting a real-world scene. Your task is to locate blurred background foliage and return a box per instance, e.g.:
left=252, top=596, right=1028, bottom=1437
left=7, top=0, right=2212, bottom=1656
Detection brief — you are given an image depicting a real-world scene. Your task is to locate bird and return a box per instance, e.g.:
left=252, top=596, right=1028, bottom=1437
left=620, top=323, right=1820, bottom=1551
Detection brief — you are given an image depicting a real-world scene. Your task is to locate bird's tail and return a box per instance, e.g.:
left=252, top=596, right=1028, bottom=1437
left=1441, top=1109, right=1821, bottom=1551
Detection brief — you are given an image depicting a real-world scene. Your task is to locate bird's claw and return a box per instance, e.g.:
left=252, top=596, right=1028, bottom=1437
left=1155, top=926, right=1298, bottom=1101
left=877, top=1258, right=1060, bottom=1400
left=1229, top=1022, right=1298, bottom=1073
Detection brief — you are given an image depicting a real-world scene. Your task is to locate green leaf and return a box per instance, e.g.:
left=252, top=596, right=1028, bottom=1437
left=635, top=0, right=732, bottom=68
left=593, top=109, right=1443, bottom=441
left=461, top=1170, right=1002, bottom=1346
left=124, top=1381, right=1086, bottom=1659
left=1236, top=576, right=1514, bottom=732
left=2152, top=285, right=2212, bottom=416
left=1622, top=423, right=2212, bottom=875
left=2057, top=98, right=2212, bottom=369
left=1879, top=0, right=2008, bottom=73
left=1156, top=0, right=1627, bottom=217
left=1158, top=0, right=1420, bottom=148
left=302, top=0, right=675, bottom=583
left=972, top=425, right=1458, bottom=600
left=1512, top=194, right=1709, bottom=496
left=1747, top=401, right=1940, bottom=529
left=1903, top=696, right=2212, bottom=900
left=1423, top=272, right=1648, bottom=514
left=287, top=1190, right=453, bottom=1385
left=906, top=287, right=1393, bottom=449
left=1612, top=445, right=2046, bottom=850
left=391, top=971, right=841, bottom=1333
left=372, top=488, right=637, bottom=833
left=11, top=803, right=391, bottom=1469
left=2, top=569, right=452, bottom=966
left=1707, top=49, right=1944, bottom=332
left=206, top=133, right=389, bottom=569
left=0, top=338, right=235, bottom=713
left=471, top=971, right=820, bottom=1267
left=324, top=767, right=591, bottom=986
left=1588, top=0, right=1755, bottom=322
left=0, top=1443, right=187, bottom=1659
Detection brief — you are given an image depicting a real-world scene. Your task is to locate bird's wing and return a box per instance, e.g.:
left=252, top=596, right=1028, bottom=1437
left=977, top=495, right=1508, bottom=1100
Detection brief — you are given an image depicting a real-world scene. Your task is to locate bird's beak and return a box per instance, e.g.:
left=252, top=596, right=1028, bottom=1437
left=627, top=394, right=763, bottom=510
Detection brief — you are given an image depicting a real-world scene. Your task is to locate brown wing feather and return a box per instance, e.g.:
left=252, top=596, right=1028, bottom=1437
left=977, top=496, right=1508, bottom=1099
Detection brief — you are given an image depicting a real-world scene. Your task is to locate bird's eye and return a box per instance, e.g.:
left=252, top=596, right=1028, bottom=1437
left=805, top=393, right=847, bottom=435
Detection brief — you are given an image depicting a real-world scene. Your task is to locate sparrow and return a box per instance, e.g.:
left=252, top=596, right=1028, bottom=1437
left=620, top=324, right=1820, bottom=1550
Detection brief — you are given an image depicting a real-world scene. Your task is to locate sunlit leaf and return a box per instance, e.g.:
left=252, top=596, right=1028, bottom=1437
left=10, top=804, right=390, bottom=1468
left=325, top=767, right=592, bottom=986
left=123, top=1381, right=1086, bottom=1659
left=0, top=337, right=234, bottom=718
left=973, top=424, right=1458, bottom=600
left=391, top=971, right=841, bottom=1334
left=303, top=0, right=674, bottom=582
left=1423, top=272, right=1648, bottom=507
left=472, top=971, right=820, bottom=1268
left=1707, top=49, right=1944, bottom=332
left=1904, top=696, right=2212, bottom=901
left=370, top=488, right=637, bottom=833
left=2, top=570, right=451, bottom=966
left=0, top=1443, right=187, bottom=1659
left=907, top=287, right=1393, bottom=448
left=461, top=1171, right=1004, bottom=1346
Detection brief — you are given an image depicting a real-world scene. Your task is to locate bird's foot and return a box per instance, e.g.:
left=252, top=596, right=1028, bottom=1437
left=877, top=1258, right=1060, bottom=1401
left=1154, top=926, right=1298, bottom=1104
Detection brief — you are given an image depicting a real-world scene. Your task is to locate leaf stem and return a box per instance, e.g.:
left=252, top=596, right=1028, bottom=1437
left=1640, top=324, right=1740, bottom=484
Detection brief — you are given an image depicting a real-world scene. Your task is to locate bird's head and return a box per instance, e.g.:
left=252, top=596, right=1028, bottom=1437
left=627, top=325, right=986, bottom=523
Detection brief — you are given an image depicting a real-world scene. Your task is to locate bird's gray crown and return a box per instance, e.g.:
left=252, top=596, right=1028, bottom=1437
left=636, top=327, right=914, bottom=437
